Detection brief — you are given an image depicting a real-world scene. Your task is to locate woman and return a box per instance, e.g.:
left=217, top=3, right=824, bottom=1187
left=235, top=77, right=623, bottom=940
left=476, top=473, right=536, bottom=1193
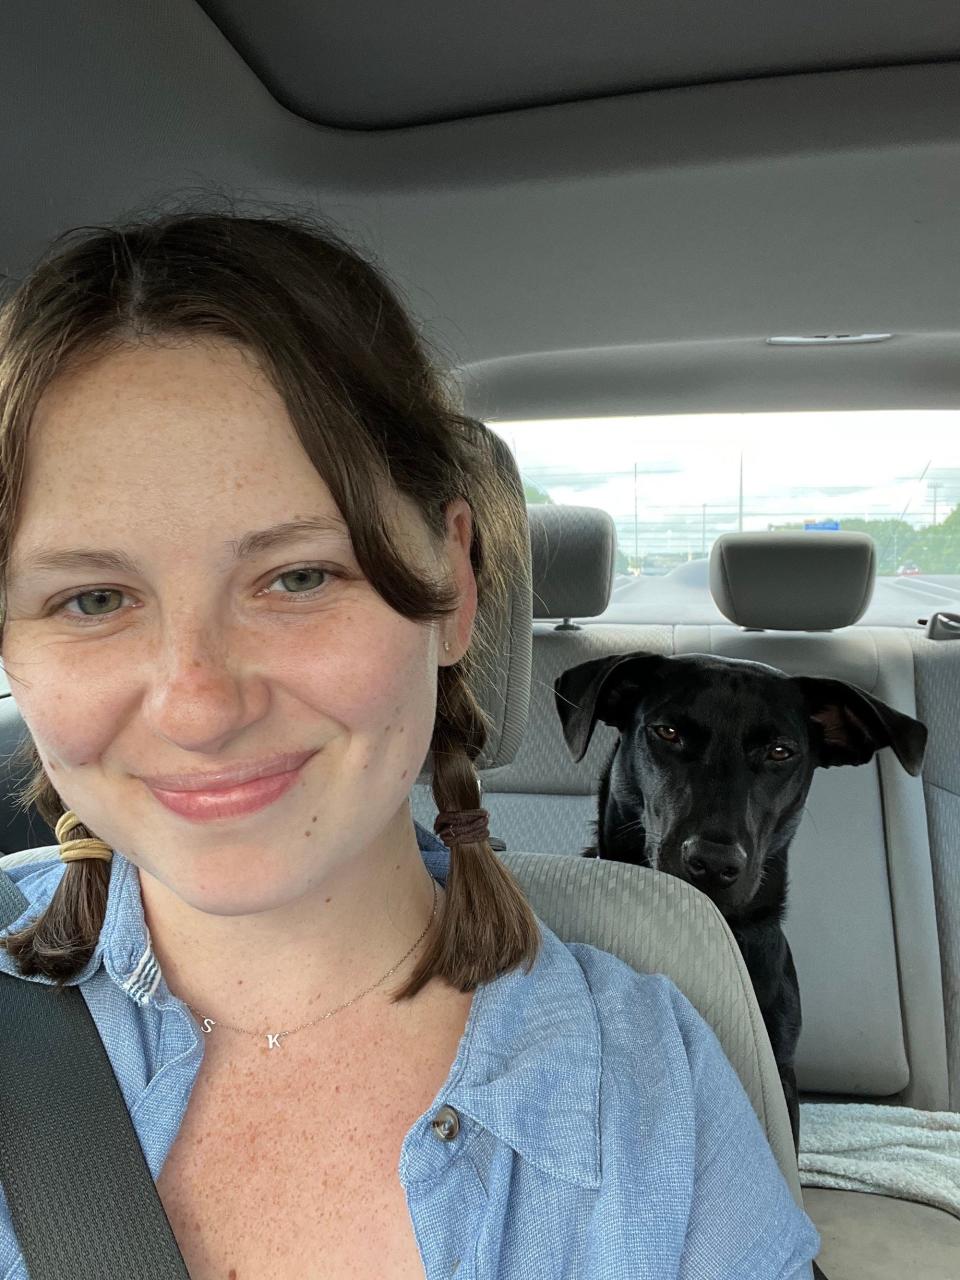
left=0, top=212, right=819, bottom=1278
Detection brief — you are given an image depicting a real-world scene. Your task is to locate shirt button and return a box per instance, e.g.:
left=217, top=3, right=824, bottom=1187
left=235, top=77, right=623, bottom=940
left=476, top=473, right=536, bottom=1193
left=431, top=1105, right=460, bottom=1141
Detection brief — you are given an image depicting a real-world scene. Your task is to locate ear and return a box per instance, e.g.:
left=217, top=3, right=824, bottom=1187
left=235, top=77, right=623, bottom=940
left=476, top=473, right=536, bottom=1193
left=554, top=652, right=668, bottom=762
left=792, top=676, right=928, bottom=776
left=439, top=498, right=478, bottom=665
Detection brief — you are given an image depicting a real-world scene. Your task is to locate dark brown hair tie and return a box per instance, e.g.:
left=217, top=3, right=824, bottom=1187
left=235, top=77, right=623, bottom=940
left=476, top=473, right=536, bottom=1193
left=434, top=808, right=490, bottom=847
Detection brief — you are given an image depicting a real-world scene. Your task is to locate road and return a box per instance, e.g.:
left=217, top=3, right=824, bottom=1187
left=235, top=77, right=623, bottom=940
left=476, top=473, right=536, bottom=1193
left=599, top=571, right=960, bottom=627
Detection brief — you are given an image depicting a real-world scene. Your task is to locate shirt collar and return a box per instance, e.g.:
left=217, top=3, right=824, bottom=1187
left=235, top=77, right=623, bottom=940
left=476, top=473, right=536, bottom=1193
left=0, top=849, right=157, bottom=993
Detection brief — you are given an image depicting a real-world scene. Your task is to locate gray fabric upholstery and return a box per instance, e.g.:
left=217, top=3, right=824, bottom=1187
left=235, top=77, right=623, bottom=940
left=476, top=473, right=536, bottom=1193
left=923, top=786, right=960, bottom=1111
left=710, top=532, right=876, bottom=630
left=485, top=623, right=673, bottom=795
left=466, top=552, right=532, bottom=772
left=528, top=504, right=616, bottom=619
left=464, top=432, right=533, bottom=772
left=486, top=792, right=595, bottom=856
left=412, top=787, right=596, bottom=857
left=782, top=768, right=907, bottom=1096
left=909, top=632, right=960, bottom=1111
left=500, top=851, right=803, bottom=1206
left=803, top=1188, right=960, bottom=1279
left=418, top=430, right=532, bottom=778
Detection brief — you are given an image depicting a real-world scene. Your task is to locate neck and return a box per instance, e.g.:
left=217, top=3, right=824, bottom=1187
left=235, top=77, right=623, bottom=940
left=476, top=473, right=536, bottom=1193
left=137, top=809, right=440, bottom=1041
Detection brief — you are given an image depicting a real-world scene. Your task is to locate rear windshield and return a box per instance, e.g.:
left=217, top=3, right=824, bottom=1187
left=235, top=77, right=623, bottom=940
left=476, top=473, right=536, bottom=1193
left=489, top=411, right=960, bottom=627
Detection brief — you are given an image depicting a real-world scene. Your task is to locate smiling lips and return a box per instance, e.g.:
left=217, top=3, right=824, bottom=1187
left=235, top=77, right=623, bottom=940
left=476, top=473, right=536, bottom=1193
left=142, top=751, right=315, bottom=822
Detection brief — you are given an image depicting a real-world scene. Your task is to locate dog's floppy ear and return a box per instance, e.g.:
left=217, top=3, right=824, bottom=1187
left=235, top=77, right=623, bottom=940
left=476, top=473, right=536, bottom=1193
left=555, top=652, right=668, bottom=762
left=792, top=676, right=927, bottom=776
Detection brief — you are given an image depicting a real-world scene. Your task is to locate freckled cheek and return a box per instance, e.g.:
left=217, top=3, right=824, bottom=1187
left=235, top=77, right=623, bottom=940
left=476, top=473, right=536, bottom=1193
left=3, top=634, right=140, bottom=762
left=289, top=625, right=437, bottom=762
left=12, top=670, right=139, bottom=772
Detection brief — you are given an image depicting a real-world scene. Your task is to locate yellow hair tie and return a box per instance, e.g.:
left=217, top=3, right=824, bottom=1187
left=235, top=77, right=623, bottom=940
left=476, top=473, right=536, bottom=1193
left=55, top=810, right=113, bottom=864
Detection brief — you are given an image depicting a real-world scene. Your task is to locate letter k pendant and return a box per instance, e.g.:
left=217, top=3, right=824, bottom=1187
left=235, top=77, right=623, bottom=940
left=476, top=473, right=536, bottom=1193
left=266, top=1033, right=285, bottom=1049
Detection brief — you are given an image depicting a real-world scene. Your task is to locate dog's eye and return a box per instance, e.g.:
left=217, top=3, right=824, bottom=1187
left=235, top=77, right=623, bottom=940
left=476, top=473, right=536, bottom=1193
left=767, top=744, right=794, bottom=761
left=653, top=725, right=680, bottom=743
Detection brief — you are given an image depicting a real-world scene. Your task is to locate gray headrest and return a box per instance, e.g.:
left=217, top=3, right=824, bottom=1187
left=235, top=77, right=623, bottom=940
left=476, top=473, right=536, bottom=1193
left=710, top=532, right=876, bottom=630
left=423, top=431, right=532, bottom=778
left=529, top=504, right=617, bottom=619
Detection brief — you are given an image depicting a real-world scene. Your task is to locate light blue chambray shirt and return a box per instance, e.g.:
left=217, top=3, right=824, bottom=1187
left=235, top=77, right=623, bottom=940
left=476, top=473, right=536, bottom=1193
left=0, top=825, right=819, bottom=1280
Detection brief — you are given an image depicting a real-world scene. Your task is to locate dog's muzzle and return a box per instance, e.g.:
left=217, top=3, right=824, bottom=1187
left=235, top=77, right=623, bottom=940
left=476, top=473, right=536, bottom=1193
left=680, top=836, right=748, bottom=887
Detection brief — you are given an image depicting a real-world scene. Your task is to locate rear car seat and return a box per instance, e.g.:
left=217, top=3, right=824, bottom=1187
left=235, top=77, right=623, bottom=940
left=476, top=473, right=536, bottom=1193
left=906, top=626, right=960, bottom=1114
left=430, top=509, right=958, bottom=1278
left=697, top=532, right=960, bottom=1276
left=686, top=533, right=948, bottom=1114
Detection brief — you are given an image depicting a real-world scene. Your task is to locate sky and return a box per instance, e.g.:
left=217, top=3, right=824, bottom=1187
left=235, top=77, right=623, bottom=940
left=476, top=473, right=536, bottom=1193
left=489, top=410, right=960, bottom=532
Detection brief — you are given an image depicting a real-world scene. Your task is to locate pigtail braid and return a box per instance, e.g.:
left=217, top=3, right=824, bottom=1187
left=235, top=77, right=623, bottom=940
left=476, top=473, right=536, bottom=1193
left=396, top=662, right=540, bottom=999
left=0, top=743, right=110, bottom=986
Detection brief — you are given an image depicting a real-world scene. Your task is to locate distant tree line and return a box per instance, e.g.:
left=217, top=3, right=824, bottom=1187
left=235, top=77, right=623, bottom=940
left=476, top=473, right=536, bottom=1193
left=771, top=504, right=960, bottom=575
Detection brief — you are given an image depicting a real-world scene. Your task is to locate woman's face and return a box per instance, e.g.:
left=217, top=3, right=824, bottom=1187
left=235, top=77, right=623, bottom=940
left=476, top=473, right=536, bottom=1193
left=1, top=339, right=476, bottom=912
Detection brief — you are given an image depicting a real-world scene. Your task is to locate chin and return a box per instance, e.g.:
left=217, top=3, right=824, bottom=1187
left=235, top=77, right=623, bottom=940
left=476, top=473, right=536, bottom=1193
left=136, top=829, right=311, bottom=899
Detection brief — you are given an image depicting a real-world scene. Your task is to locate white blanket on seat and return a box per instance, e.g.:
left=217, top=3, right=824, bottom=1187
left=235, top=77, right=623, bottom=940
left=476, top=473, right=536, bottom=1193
left=799, top=1103, right=960, bottom=1220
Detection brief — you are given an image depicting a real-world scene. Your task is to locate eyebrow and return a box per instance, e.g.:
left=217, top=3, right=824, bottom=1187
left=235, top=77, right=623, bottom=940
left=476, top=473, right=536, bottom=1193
left=10, top=518, right=350, bottom=581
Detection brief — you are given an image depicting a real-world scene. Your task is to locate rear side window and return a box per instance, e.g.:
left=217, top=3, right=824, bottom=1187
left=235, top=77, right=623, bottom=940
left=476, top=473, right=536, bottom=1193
left=489, top=411, right=960, bottom=626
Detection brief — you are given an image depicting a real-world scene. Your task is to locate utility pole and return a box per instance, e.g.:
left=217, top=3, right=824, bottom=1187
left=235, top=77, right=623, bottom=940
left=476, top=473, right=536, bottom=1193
left=738, top=452, right=744, bottom=532
left=701, top=503, right=707, bottom=555
left=931, top=481, right=943, bottom=525
left=634, top=462, right=639, bottom=569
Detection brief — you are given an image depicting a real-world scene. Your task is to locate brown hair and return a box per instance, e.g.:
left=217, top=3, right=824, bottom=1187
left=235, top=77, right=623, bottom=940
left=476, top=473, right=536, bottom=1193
left=0, top=209, right=539, bottom=996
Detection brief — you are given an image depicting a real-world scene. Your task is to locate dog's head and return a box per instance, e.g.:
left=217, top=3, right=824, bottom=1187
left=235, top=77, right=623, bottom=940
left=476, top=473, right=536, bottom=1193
left=555, top=652, right=927, bottom=913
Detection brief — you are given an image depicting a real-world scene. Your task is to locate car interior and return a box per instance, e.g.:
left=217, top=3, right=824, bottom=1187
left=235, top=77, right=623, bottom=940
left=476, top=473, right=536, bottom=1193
left=2, top=3, right=960, bottom=1278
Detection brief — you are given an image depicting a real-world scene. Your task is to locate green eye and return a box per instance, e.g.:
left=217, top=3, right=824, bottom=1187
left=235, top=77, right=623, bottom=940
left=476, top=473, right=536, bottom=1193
left=277, top=568, right=327, bottom=593
left=74, top=589, right=124, bottom=616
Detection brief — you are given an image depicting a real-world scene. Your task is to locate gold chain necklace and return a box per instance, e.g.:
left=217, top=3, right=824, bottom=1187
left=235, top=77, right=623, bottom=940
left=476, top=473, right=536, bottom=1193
left=186, top=878, right=438, bottom=1050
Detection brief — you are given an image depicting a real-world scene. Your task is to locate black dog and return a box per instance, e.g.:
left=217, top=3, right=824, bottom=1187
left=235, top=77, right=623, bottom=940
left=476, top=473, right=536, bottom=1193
left=555, top=651, right=927, bottom=1149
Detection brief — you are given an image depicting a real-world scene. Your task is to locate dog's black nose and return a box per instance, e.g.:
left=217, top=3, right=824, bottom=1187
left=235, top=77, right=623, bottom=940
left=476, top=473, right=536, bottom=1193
left=681, top=837, right=747, bottom=886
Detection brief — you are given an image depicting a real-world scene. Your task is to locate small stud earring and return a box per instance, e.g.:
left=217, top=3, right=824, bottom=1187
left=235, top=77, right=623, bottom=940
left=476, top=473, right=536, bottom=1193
left=443, top=640, right=451, bottom=653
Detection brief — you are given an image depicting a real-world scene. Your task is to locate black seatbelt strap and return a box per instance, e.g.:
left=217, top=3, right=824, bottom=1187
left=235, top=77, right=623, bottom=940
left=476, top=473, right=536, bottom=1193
left=0, top=868, right=190, bottom=1279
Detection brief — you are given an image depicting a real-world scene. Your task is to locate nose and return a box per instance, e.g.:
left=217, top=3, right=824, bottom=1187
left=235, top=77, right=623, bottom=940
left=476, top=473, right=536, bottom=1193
left=681, top=836, right=748, bottom=887
left=142, top=621, right=267, bottom=753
